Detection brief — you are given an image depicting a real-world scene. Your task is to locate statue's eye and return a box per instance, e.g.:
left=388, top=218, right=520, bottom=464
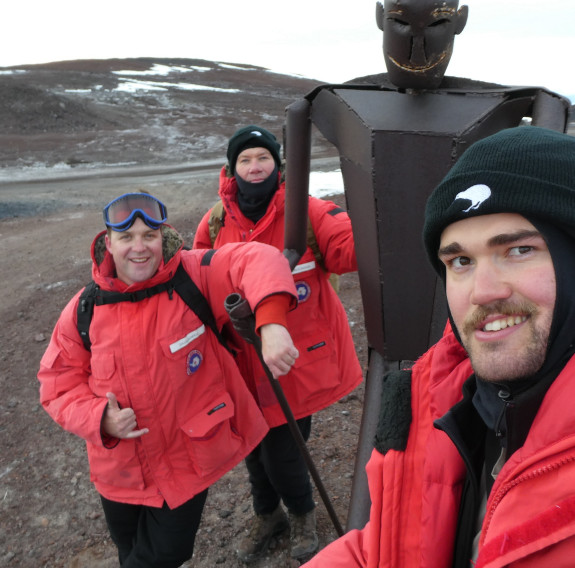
left=429, top=18, right=450, bottom=27
left=389, top=17, right=409, bottom=26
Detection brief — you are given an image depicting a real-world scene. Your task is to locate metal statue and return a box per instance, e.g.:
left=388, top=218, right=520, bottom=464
left=283, top=0, right=571, bottom=532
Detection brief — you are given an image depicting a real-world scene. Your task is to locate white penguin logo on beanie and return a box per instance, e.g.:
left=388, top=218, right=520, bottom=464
left=454, top=184, right=492, bottom=213
left=251, top=131, right=263, bottom=136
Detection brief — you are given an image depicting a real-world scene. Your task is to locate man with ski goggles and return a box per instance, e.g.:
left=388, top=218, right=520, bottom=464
left=38, top=191, right=300, bottom=567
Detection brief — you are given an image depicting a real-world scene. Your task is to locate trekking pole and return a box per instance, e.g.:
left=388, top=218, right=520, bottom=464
left=224, top=293, right=344, bottom=537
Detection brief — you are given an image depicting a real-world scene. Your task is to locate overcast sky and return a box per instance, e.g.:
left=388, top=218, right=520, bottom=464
left=3, top=0, right=574, bottom=98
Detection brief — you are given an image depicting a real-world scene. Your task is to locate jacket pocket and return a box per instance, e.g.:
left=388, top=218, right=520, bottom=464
left=90, top=350, right=116, bottom=381
left=292, top=329, right=334, bottom=370
left=180, top=391, right=242, bottom=477
left=159, top=324, right=210, bottom=392
left=268, top=329, right=341, bottom=406
left=88, top=440, right=145, bottom=490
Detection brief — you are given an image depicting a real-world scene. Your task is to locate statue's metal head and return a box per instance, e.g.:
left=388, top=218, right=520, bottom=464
left=376, top=0, right=468, bottom=90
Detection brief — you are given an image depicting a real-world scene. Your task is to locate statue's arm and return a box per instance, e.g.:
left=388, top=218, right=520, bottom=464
left=531, top=90, right=570, bottom=131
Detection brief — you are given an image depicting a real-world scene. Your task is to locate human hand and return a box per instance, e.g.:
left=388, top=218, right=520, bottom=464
left=260, top=324, right=299, bottom=378
left=102, top=392, right=149, bottom=439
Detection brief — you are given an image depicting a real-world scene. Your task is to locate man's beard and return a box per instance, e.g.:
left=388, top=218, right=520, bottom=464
left=460, top=299, right=550, bottom=383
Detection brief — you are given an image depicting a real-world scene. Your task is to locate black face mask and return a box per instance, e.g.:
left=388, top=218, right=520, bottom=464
left=235, top=165, right=279, bottom=223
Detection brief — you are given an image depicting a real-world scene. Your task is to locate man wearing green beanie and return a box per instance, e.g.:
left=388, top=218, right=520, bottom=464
left=303, top=126, right=575, bottom=567
left=193, top=125, right=362, bottom=562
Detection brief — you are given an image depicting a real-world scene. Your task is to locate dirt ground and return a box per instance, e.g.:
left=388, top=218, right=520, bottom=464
left=0, top=162, right=367, bottom=568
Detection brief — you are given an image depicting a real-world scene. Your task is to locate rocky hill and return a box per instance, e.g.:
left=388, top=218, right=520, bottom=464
left=2, top=57, right=572, bottom=175
left=0, top=57, right=331, bottom=171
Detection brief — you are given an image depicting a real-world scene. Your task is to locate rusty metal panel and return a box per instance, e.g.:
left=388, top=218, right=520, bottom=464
left=335, top=88, right=506, bottom=133
left=338, top=158, right=386, bottom=352
left=310, top=88, right=374, bottom=166
left=309, top=86, right=553, bottom=359
left=372, top=131, right=452, bottom=358
left=301, top=83, right=570, bottom=362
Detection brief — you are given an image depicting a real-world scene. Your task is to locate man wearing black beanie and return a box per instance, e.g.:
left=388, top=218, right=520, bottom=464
left=303, top=126, right=575, bottom=567
left=193, top=125, right=362, bottom=563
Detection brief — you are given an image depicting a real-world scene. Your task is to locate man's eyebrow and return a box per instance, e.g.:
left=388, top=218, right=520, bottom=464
left=438, top=242, right=463, bottom=258
left=487, top=229, right=541, bottom=247
left=438, top=229, right=542, bottom=258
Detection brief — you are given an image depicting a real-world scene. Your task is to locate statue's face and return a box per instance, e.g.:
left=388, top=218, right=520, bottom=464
left=379, top=0, right=468, bottom=89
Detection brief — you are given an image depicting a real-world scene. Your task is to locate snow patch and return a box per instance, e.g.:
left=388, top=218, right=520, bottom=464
left=309, top=170, right=344, bottom=198
left=112, top=63, right=212, bottom=76
left=114, top=79, right=240, bottom=93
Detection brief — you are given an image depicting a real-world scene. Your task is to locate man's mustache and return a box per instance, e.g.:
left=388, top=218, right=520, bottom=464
left=461, top=300, right=537, bottom=335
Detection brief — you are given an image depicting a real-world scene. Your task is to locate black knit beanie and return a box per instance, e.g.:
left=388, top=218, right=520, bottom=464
left=423, top=126, right=575, bottom=274
left=226, top=125, right=281, bottom=175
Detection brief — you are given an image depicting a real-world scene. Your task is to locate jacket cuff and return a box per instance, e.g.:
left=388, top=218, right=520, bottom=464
left=254, top=293, right=291, bottom=332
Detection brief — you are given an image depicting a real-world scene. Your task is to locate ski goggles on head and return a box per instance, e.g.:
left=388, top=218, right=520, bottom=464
left=103, top=193, right=168, bottom=231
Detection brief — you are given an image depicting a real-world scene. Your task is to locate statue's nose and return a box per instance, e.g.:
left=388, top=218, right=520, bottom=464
left=410, top=35, right=427, bottom=67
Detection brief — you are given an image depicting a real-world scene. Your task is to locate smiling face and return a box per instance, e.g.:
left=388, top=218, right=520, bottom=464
left=105, top=217, right=163, bottom=285
left=379, top=0, right=468, bottom=89
left=439, top=213, right=556, bottom=382
left=235, top=147, right=276, bottom=183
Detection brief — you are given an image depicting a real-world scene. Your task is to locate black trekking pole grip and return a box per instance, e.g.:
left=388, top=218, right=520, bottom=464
left=224, top=293, right=344, bottom=537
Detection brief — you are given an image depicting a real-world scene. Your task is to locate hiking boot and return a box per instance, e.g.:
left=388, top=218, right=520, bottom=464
left=289, top=509, right=319, bottom=560
left=236, top=505, right=289, bottom=563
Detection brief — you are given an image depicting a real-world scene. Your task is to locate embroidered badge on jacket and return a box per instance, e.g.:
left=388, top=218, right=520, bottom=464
left=187, top=350, right=203, bottom=374
left=296, top=281, right=311, bottom=302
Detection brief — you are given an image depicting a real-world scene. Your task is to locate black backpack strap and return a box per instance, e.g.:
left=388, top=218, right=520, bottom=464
left=171, top=263, right=235, bottom=355
left=77, top=281, right=99, bottom=351
left=93, top=280, right=176, bottom=305
left=201, top=249, right=217, bottom=266
left=76, top=262, right=233, bottom=354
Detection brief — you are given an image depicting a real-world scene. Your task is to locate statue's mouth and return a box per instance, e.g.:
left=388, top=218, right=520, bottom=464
left=387, top=50, right=448, bottom=74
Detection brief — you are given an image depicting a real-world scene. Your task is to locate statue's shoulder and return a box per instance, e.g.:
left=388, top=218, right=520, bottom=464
left=344, top=72, right=506, bottom=92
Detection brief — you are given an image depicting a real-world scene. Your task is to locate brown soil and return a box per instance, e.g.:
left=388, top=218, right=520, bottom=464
left=0, top=59, right=367, bottom=567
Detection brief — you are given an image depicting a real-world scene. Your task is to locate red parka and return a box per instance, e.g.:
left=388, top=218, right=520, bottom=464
left=193, top=167, right=363, bottom=427
left=38, top=227, right=297, bottom=508
left=303, top=328, right=575, bottom=567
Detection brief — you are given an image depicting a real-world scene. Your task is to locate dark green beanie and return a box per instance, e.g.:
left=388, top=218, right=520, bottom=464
left=226, top=125, right=281, bottom=175
left=423, top=126, right=575, bottom=274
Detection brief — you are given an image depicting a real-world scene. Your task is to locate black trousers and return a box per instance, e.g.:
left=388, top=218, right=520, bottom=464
left=100, top=489, right=208, bottom=568
left=244, top=416, right=314, bottom=516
